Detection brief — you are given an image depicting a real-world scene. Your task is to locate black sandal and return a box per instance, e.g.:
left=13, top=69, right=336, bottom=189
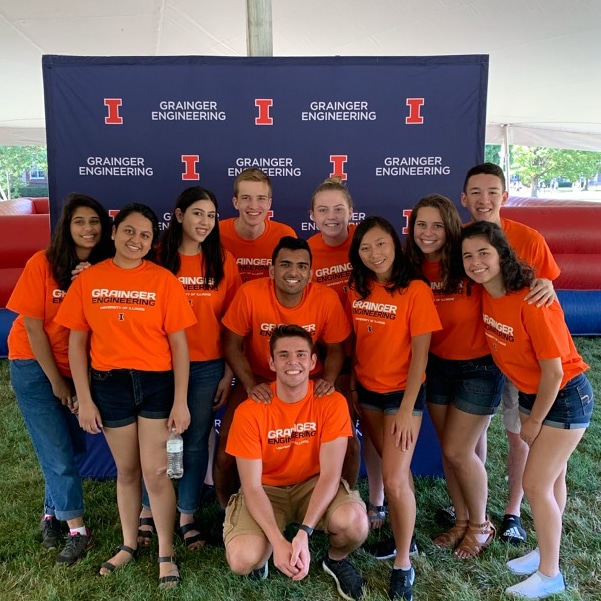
left=158, top=555, right=181, bottom=589
left=179, top=522, right=206, bottom=551
left=99, top=544, right=138, bottom=576
left=137, top=516, right=155, bottom=547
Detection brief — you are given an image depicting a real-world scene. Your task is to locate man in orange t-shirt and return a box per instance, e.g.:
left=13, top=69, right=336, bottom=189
left=220, top=168, right=296, bottom=282
left=460, top=162, right=560, bottom=545
left=209, top=237, right=352, bottom=535
left=223, top=325, right=368, bottom=599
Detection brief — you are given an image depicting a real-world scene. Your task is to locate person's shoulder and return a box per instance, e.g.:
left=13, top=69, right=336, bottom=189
left=407, top=278, right=433, bottom=295
left=267, top=220, right=296, bottom=236
left=501, top=217, right=544, bottom=242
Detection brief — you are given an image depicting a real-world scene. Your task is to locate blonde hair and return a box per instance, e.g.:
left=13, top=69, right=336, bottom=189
left=233, top=168, right=272, bottom=197
left=310, top=176, right=353, bottom=212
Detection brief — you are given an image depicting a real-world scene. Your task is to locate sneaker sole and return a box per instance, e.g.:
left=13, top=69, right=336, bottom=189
left=322, top=560, right=364, bottom=601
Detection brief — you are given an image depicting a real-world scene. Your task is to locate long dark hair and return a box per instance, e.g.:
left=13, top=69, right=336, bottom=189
left=404, top=194, right=464, bottom=294
left=113, top=203, right=160, bottom=264
left=159, top=187, right=225, bottom=286
left=461, top=221, right=535, bottom=291
left=348, top=216, right=414, bottom=299
left=46, top=193, right=113, bottom=290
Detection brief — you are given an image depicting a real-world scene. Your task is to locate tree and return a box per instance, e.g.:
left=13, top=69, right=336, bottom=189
left=484, top=144, right=502, bottom=165
left=0, top=146, right=47, bottom=200
left=511, top=146, right=601, bottom=196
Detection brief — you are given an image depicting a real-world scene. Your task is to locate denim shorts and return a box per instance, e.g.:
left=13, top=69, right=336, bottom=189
left=91, top=368, right=174, bottom=428
left=426, top=353, right=504, bottom=416
left=518, top=372, right=594, bottom=429
left=356, top=381, right=425, bottom=416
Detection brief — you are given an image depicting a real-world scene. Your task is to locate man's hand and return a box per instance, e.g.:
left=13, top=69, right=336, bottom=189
left=313, top=378, right=335, bottom=397
left=524, top=278, right=557, bottom=307
left=272, top=539, right=304, bottom=579
left=247, top=383, right=273, bottom=403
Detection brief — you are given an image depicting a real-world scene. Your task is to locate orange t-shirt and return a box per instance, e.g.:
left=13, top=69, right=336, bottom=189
left=177, top=250, right=241, bottom=362
left=226, top=381, right=352, bottom=486
left=7, top=250, right=71, bottom=377
left=501, top=217, right=560, bottom=280
left=422, top=261, right=489, bottom=360
left=308, top=225, right=356, bottom=303
left=55, top=259, right=196, bottom=372
left=481, top=288, right=587, bottom=394
left=222, top=278, right=351, bottom=380
left=347, top=279, right=442, bottom=393
left=219, top=218, right=297, bottom=282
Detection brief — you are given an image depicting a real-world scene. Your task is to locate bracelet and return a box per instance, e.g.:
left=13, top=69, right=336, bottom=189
left=298, top=524, right=314, bottom=537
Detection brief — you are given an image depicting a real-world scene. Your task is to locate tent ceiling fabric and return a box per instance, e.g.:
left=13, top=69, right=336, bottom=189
left=1, top=0, right=600, bottom=148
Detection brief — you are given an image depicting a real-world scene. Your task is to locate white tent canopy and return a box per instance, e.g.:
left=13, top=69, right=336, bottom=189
left=1, top=0, right=600, bottom=149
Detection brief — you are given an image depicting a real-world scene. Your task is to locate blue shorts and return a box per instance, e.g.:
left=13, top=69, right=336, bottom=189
left=518, top=372, right=594, bottom=429
left=91, top=368, right=174, bottom=428
left=426, top=353, right=504, bottom=416
left=356, top=381, right=425, bottom=416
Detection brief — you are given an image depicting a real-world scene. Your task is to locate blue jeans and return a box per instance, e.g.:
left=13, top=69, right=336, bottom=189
left=426, top=353, right=505, bottom=416
left=10, top=359, right=86, bottom=521
left=143, top=359, right=224, bottom=514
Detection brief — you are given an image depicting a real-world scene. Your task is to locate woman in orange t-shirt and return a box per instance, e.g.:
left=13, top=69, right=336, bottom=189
left=405, top=195, right=501, bottom=558
left=462, top=221, right=593, bottom=600
left=56, top=203, right=196, bottom=588
left=348, top=216, right=441, bottom=601
left=308, top=177, right=385, bottom=532
left=138, top=187, right=241, bottom=550
left=7, top=193, right=113, bottom=565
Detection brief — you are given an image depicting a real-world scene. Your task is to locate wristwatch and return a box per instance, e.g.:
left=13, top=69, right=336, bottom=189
left=298, top=524, right=314, bottom=537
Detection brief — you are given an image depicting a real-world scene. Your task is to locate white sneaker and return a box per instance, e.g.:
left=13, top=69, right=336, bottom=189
left=506, top=570, right=565, bottom=599
left=507, top=547, right=540, bottom=575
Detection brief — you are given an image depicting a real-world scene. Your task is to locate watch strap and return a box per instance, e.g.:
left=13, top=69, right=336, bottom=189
left=298, top=524, right=314, bottom=536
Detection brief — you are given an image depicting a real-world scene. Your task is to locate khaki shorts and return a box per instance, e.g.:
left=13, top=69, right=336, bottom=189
left=502, top=379, right=521, bottom=434
left=223, top=476, right=365, bottom=546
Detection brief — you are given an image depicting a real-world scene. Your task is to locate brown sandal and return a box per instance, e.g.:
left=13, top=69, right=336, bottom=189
left=432, top=519, right=468, bottom=549
left=454, top=519, right=496, bottom=559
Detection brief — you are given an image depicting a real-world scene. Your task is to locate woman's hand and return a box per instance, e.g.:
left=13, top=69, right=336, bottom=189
left=390, top=409, right=415, bottom=452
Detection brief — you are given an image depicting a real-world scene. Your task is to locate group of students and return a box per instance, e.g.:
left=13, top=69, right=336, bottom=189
left=7, top=164, right=593, bottom=600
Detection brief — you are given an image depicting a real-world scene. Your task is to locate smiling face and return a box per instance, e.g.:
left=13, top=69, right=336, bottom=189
left=461, top=173, right=508, bottom=225
left=358, top=225, right=395, bottom=282
left=112, top=212, right=154, bottom=267
left=270, top=248, right=312, bottom=301
left=70, top=206, right=102, bottom=259
left=177, top=199, right=216, bottom=248
left=413, top=206, right=446, bottom=261
left=310, top=189, right=352, bottom=245
left=232, top=180, right=272, bottom=228
left=461, top=234, right=503, bottom=289
left=269, top=335, right=316, bottom=390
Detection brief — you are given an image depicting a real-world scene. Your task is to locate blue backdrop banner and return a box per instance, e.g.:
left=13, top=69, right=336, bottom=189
left=43, top=54, right=488, bottom=234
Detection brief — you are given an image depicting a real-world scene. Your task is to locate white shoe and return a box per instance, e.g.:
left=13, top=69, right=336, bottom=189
left=506, top=570, right=565, bottom=599
left=507, top=547, right=540, bottom=575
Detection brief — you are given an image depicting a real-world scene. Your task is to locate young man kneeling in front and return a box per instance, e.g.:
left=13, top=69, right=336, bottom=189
left=224, top=324, right=369, bottom=601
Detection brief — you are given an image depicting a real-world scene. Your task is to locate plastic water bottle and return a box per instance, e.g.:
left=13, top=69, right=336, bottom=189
left=166, top=430, right=184, bottom=479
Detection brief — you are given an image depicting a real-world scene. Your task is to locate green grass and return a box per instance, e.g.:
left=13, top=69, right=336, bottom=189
left=1, top=338, right=600, bottom=601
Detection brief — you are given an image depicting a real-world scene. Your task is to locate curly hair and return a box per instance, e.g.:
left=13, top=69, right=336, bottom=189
left=46, top=193, right=113, bottom=290
left=404, top=194, right=464, bottom=294
left=159, top=186, right=225, bottom=287
left=113, top=203, right=160, bottom=264
left=348, top=216, right=413, bottom=299
left=461, top=221, right=534, bottom=291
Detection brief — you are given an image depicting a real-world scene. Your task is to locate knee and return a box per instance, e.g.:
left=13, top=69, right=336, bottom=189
left=116, top=465, right=142, bottom=486
left=382, top=473, right=411, bottom=500
left=442, top=444, right=470, bottom=470
left=226, top=541, right=265, bottom=575
left=329, top=503, right=369, bottom=543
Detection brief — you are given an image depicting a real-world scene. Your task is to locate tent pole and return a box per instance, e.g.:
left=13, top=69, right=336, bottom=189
left=501, top=123, right=511, bottom=189
left=246, top=0, right=273, bottom=56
